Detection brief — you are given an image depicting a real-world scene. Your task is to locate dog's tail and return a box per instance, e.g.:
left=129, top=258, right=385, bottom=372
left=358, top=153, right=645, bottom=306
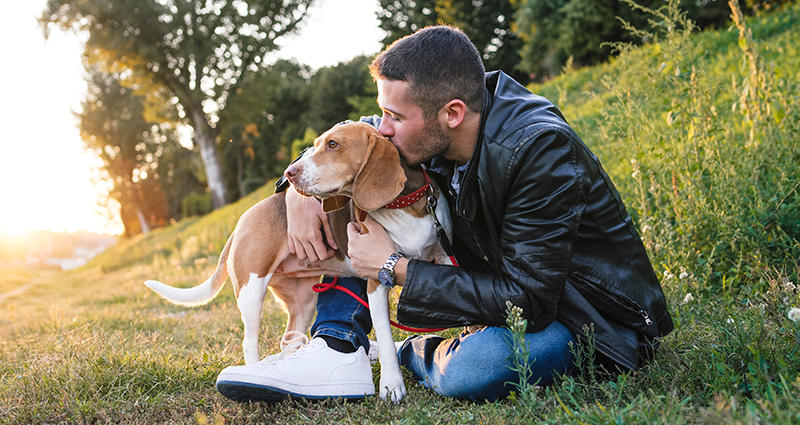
left=144, top=232, right=234, bottom=307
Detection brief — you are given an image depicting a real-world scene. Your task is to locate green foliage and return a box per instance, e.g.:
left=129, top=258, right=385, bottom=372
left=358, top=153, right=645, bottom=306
left=509, top=0, right=786, bottom=81
left=303, top=55, right=377, bottom=133
left=218, top=55, right=378, bottom=199
left=219, top=59, right=313, bottom=199
left=503, top=301, right=537, bottom=400
left=79, top=66, right=202, bottom=237
left=291, top=128, right=319, bottom=160
left=530, top=0, right=800, bottom=293
left=181, top=191, right=213, bottom=218
left=40, top=0, right=316, bottom=210
left=598, top=0, right=799, bottom=291
left=376, top=0, right=528, bottom=83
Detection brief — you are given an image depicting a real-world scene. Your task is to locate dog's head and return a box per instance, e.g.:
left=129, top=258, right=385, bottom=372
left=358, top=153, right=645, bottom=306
left=284, top=122, right=407, bottom=213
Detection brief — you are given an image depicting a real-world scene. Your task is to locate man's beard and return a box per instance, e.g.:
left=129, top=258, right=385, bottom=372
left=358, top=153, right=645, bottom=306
left=404, top=119, right=451, bottom=167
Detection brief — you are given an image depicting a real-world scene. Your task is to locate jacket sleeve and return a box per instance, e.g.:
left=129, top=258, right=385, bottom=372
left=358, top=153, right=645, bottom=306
left=397, top=128, right=591, bottom=331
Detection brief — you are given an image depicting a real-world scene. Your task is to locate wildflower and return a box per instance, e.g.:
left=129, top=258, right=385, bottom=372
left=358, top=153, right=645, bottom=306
left=683, top=293, right=694, bottom=303
left=663, top=270, right=675, bottom=281
left=783, top=278, right=796, bottom=290
left=632, top=170, right=640, bottom=179
left=788, top=308, right=800, bottom=323
left=726, top=317, right=735, bottom=325
left=679, top=272, right=689, bottom=280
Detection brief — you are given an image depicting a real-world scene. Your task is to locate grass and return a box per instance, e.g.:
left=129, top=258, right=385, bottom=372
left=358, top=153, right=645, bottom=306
left=2, top=1, right=800, bottom=423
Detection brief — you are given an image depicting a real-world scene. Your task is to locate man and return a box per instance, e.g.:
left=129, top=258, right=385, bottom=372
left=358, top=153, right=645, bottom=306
left=216, top=25, right=673, bottom=402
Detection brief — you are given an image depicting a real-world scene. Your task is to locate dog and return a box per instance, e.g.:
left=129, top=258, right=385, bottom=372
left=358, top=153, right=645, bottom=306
left=144, top=122, right=453, bottom=402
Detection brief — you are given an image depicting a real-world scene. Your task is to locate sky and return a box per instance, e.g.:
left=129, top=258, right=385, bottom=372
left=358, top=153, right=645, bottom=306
left=0, top=0, right=384, bottom=236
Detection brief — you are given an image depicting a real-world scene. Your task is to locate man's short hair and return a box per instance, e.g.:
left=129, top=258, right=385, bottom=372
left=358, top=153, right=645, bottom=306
left=370, top=25, right=485, bottom=119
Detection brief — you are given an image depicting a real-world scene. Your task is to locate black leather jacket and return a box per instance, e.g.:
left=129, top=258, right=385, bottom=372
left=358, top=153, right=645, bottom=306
left=397, top=71, right=673, bottom=371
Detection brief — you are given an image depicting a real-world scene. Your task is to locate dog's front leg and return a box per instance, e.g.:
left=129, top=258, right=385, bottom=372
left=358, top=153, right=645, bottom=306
left=366, top=279, right=406, bottom=402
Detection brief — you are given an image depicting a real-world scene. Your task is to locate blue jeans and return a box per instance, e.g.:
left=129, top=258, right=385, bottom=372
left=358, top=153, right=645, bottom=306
left=310, top=276, right=372, bottom=351
left=311, top=276, right=577, bottom=401
left=397, top=321, right=577, bottom=401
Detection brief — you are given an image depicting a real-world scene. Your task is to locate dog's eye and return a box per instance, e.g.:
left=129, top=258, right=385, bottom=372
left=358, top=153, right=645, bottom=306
left=328, top=140, right=338, bottom=149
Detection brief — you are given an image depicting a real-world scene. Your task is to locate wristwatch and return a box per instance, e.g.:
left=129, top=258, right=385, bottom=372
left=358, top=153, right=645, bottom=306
left=378, top=252, right=405, bottom=288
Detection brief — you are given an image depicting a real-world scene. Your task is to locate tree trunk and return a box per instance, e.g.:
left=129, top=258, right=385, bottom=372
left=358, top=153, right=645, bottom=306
left=136, top=207, right=151, bottom=235
left=190, top=108, right=230, bottom=209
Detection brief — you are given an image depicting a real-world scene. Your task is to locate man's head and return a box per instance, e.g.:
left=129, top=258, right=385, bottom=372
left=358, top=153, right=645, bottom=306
left=370, top=26, right=485, bottom=167
left=369, top=25, right=485, bottom=120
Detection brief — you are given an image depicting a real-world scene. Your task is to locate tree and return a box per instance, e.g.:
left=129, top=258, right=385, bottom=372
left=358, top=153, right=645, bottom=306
left=302, top=55, right=377, bottom=132
left=377, top=0, right=527, bottom=83
left=512, top=0, right=652, bottom=80
left=79, top=67, right=171, bottom=237
left=40, top=0, right=314, bottom=209
left=218, top=59, right=312, bottom=198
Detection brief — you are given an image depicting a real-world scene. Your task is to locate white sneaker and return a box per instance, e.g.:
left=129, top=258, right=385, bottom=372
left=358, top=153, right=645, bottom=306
left=216, top=337, right=375, bottom=403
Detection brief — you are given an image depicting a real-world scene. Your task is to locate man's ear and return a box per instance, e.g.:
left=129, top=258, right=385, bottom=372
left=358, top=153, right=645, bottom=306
left=321, top=195, right=349, bottom=213
left=351, top=131, right=406, bottom=211
left=442, top=99, right=467, bottom=129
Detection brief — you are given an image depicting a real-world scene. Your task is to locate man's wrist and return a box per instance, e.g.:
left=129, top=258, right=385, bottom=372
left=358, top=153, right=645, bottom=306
left=393, top=257, right=409, bottom=287
left=378, top=252, right=405, bottom=288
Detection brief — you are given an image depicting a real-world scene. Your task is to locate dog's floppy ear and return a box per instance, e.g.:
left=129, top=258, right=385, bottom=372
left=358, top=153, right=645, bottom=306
left=321, top=195, right=349, bottom=213
left=351, top=130, right=406, bottom=212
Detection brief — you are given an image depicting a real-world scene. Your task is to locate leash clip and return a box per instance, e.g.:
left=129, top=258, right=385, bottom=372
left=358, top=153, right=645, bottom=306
left=426, top=194, right=445, bottom=233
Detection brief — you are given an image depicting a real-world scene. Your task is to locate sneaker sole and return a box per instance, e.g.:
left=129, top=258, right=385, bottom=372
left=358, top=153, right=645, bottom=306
left=216, top=380, right=371, bottom=403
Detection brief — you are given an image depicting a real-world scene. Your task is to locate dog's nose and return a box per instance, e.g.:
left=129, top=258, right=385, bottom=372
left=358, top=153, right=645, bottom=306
left=284, top=165, right=297, bottom=180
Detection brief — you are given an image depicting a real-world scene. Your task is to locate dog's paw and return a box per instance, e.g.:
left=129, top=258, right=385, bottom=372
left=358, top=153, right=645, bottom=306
left=379, top=378, right=407, bottom=403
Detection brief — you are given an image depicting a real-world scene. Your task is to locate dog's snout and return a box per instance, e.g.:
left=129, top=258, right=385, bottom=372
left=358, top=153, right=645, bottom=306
left=284, top=165, right=298, bottom=180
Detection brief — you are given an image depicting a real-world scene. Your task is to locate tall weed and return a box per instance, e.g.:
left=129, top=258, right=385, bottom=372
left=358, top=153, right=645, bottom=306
left=591, top=0, right=800, bottom=292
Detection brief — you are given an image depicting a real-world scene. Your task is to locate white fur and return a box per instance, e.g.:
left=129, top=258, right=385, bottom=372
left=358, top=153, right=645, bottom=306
left=238, top=273, right=271, bottom=365
left=367, top=284, right=406, bottom=402
left=370, top=190, right=453, bottom=265
left=144, top=277, right=222, bottom=307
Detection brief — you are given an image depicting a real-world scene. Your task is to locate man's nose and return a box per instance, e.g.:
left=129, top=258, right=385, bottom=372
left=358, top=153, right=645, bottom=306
left=378, top=116, right=393, bottom=138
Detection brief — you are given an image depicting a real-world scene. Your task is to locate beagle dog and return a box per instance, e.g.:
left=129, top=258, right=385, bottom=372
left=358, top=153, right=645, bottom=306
left=144, top=122, right=453, bottom=402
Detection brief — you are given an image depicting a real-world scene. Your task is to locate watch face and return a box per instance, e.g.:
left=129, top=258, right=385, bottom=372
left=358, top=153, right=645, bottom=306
left=378, top=268, right=393, bottom=287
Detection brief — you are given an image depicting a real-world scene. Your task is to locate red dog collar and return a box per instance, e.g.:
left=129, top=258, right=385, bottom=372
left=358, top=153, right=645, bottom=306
left=382, top=168, right=432, bottom=209
left=357, top=168, right=433, bottom=222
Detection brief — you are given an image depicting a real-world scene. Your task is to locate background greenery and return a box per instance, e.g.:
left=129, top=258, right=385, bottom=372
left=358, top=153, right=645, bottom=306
left=2, top=1, right=799, bottom=424
left=39, top=0, right=794, bottom=238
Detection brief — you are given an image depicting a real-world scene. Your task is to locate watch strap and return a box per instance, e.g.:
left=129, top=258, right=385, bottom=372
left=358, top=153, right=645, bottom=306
left=379, top=252, right=405, bottom=288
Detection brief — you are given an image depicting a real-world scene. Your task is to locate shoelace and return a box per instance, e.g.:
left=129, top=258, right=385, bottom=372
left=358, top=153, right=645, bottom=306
left=277, top=330, right=309, bottom=360
left=254, top=331, right=311, bottom=365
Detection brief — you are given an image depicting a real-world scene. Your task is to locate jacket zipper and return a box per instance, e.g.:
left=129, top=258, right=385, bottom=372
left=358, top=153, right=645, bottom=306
left=640, top=309, right=654, bottom=326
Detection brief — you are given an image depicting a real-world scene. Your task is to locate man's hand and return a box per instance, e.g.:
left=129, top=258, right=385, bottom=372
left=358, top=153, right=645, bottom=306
left=347, top=214, right=403, bottom=282
left=285, top=186, right=338, bottom=263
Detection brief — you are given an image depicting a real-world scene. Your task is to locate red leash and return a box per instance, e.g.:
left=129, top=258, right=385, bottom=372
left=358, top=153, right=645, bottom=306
left=312, top=276, right=446, bottom=333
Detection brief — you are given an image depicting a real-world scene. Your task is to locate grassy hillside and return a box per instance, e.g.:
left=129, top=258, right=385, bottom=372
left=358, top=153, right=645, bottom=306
left=2, top=2, right=800, bottom=424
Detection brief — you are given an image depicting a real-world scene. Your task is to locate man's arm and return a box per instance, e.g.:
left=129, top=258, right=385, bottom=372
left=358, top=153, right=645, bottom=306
left=282, top=116, right=382, bottom=262
left=395, top=129, right=589, bottom=331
